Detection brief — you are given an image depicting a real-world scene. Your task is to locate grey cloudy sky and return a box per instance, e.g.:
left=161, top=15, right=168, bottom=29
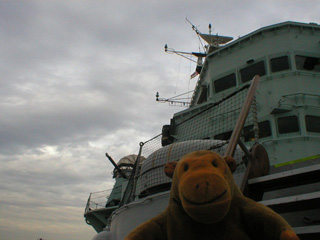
left=0, top=1, right=319, bottom=240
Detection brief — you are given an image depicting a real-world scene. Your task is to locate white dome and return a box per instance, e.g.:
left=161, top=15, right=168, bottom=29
left=117, top=154, right=145, bottom=166
left=91, top=230, right=110, bottom=240
left=117, top=154, right=137, bottom=165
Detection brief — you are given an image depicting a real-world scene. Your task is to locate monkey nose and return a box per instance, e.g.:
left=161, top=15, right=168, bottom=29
left=195, top=181, right=210, bottom=190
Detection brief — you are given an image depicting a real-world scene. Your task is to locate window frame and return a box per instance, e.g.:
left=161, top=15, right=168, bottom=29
left=305, top=115, right=320, bottom=133
left=240, top=60, right=266, bottom=83
left=277, top=115, right=300, bottom=134
left=270, top=55, right=291, bottom=73
left=213, top=73, right=237, bottom=93
left=242, top=120, right=272, bottom=142
left=294, top=52, right=320, bottom=72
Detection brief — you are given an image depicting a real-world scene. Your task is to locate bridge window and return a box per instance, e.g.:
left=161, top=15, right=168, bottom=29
left=214, top=73, right=236, bottom=93
left=270, top=56, right=290, bottom=72
left=242, top=121, right=272, bottom=142
left=296, top=55, right=320, bottom=72
left=305, top=115, right=320, bottom=133
left=277, top=116, right=299, bottom=134
left=214, top=130, right=232, bottom=141
left=240, top=61, right=266, bottom=83
left=197, top=86, right=208, bottom=104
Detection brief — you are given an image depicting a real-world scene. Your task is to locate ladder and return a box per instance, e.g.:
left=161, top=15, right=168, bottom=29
left=246, top=158, right=320, bottom=240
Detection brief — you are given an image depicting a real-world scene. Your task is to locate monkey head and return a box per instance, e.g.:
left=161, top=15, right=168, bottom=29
left=164, top=150, right=237, bottom=224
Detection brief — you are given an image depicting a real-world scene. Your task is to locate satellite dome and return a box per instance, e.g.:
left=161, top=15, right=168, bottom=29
left=117, top=154, right=145, bottom=167
left=117, top=154, right=137, bottom=166
left=91, top=230, right=110, bottom=240
left=112, top=154, right=146, bottom=178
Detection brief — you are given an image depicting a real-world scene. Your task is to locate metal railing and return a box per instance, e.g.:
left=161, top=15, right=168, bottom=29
left=84, top=189, right=112, bottom=214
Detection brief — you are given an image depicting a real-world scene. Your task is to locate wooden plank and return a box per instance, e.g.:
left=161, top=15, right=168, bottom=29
left=224, top=75, right=260, bottom=157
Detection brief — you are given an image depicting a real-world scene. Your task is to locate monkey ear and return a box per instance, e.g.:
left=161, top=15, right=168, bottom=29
left=224, top=156, right=237, bottom=173
left=164, top=161, right=177, bottom=178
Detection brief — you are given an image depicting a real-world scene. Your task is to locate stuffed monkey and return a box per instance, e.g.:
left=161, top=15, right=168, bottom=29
left=125, top=150, right=299, bottom=240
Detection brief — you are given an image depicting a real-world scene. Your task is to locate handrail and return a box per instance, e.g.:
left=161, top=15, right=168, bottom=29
left=84, top=193, right=92, bottom=214
left=84, top=189, right=112, bottom=214
left=224, top=75, right=260, bottom=157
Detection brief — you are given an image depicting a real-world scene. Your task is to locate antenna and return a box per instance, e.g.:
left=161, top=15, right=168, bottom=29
left=185, top=18, right=207, bottom=53
left=164, top=44, right=198, bottom=63
left=156, top=91, right=193, bottom=107
left=186, top=18, right=200, bottom=35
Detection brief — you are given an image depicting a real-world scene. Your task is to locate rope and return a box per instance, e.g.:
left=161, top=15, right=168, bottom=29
left=252, top=96, right=259, bottom=143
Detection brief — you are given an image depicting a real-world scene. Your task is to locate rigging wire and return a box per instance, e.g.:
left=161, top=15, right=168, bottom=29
left=166, top=90, right=194, bottom=101
left=188, top=56, right=193, bottom=99
left=197, top=33, right=207, bottom=53
left=174, top=57, right=182, bottom=95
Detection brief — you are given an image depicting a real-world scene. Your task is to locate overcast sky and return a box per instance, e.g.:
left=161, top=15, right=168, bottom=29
left=0, top=1, right=319, bottom=240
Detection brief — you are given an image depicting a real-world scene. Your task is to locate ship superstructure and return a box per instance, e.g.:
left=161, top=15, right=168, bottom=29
left=171, top=21, right=320, bottom=166
left=85, top=21, right=320, bottom=240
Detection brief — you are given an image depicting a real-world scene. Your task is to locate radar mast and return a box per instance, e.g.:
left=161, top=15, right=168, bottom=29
left=158, top=19, right=233, bottom=106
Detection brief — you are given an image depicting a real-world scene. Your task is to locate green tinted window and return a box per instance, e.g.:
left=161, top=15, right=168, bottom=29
left=296, top=55, right=320, bottom=72
left=214, top=131, right=232, bottom=141
left=243, top=121, right=272, bottom=141
left=278, top=116, right=299, bottom=134
left=306, top=115, right=320, bottom=133
left=240, top=61, right=266, bottom=83
left=214, top=73, right=236, bottom=93
left=270, top=56, right=290, bottom=72
left=197, top=86, right=208, bottom=104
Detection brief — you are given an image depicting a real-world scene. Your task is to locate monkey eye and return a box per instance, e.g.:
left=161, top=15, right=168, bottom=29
left=212, top=161, right=218, bottom=168
left=184, top=164, right=189, bottom=172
